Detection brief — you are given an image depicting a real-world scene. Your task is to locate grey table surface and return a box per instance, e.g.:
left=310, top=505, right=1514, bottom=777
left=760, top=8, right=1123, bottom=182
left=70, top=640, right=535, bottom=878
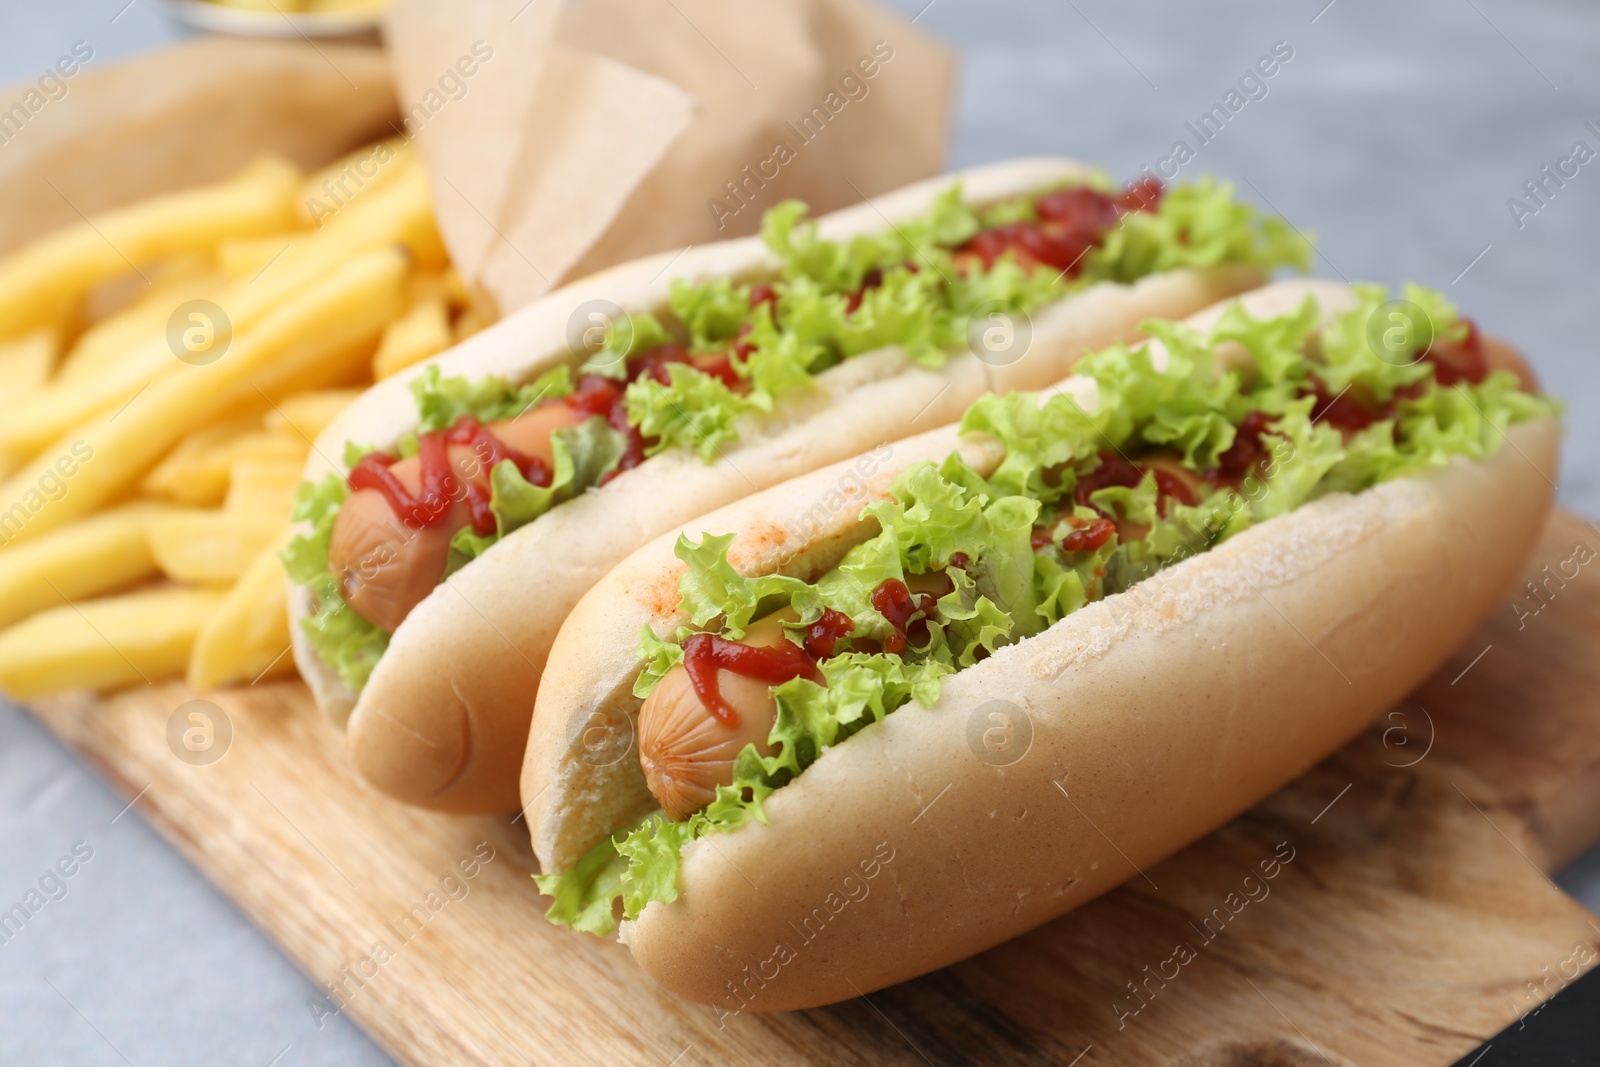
left=1, top=1, right=1597, bottom=1064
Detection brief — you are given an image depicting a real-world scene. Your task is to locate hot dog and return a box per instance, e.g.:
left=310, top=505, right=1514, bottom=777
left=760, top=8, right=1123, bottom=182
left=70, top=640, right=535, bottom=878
left=286, top=156, right=1307, bottom=812
left=328, top=403, right=585, bottom=632
left=521, top=279, right=1560, bottom=1010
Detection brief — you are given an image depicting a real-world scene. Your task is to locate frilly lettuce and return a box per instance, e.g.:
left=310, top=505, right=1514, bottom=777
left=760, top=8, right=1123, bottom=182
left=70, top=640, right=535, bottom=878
left=1090, top=178, right=1311, bottom=283
left=280, top=474, right=390, bottom=692
left=412, top=364, right=575, bottom=432
left=624, top=363, right=763, bottom=462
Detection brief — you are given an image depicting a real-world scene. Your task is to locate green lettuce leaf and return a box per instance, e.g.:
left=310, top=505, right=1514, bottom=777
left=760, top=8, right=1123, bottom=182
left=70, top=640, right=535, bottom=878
left=581, top=310, right=671, bottom=380
left=1090, top=177, right=1312, bottom=282
left=532, top=832, right=630, bottom=936
left=625, top=364, right=757, bottom=461
left=670, top=277, right=752, bottom=352
left=1317, top=282, right=1448, bottom=402
left=280, top=474, right=390, bottom=691
left=412, top=364, right=575, bottom=432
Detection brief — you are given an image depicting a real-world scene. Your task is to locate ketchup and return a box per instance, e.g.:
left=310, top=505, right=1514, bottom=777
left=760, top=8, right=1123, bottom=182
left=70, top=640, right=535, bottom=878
left=749, top=283, right=778, bottom=310
left=1424, top=317, right=1489, bottom=387
left=1073, top=451, right=1144, bottom=510
left=1210, top=409, right=1273, bottom=486
left=1115, top=176, right=1166, bottom=212
left=1060, top=516, right=1117, bottom=553
left=871, top=578, right=938, bottom=655
left=1303, top=376, right=1384, bottom=435
left=682, top=574, right=945, bottom=719
left=1062, top=452, right=1200, bottom=530
left=347, top=414, right=550, bottom=537
left=1150, top=468, right=1198, bottom=511
left=803, top=608, right=855, bottom=660
left=959, top=178, right=1162, bottom=278
left=681, top=632, right=822, bottom=726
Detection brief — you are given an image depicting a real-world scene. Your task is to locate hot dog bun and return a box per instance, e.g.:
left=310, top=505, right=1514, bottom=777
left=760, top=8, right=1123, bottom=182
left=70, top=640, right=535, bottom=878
left=291, top=156, right=1272, bottom=812
left=520, top=279, right=1558, bottom=1009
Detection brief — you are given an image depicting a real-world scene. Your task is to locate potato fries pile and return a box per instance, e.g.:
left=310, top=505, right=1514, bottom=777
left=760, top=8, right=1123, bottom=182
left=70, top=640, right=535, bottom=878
left=0, top=139, right=475, bottom=699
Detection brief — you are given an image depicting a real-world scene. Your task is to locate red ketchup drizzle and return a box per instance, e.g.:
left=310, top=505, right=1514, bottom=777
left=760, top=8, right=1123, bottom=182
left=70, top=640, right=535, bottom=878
left=1115, top=176, right=1166, bottom=212
left=347, top=415, right=548, bottom=536
left=870, top=578, right=938, bottom=655
left=845, top=268, right=883, bottom=314
left=803, top=608, right=855, bottom=660
left=1424, top=317, right=1489, bottom=387
left=1210, top=409, right=1272, bottom=487
left=1073, top=451, right=1144, bottom=510
left=629, top=341, right=693, bottom=385
left=749, top=283, right=778, bottom=310
left=1305, top=376, right=1384, bottom=435
left=1150, top=468, right=1198, bottom=512
left=959, top=178, right=1162, bottom=278
left=1059, top=516, right=1117, bottom=553
left=683, top=575, right=945, bottom=722
left=681, top=633, right=821, bottom=727
left=1054, top=451, right=1200, bottom=535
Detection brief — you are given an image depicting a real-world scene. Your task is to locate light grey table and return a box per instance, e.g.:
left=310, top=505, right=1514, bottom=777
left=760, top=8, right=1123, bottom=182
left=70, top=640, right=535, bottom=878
left=1, top=1, right=1596, bottom=1063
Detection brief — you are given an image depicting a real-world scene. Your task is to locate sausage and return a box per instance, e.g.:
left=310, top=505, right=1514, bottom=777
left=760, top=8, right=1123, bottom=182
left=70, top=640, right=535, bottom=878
left=637, top=570, right=957, bottom=821
left=327, top=403, right=585, bottom=632
left=638, top=611, right=793, bottom=821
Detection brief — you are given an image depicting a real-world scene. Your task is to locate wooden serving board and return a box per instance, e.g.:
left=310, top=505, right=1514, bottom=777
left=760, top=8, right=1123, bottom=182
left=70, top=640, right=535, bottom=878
left=29, top=509, right=1600, bottom=1067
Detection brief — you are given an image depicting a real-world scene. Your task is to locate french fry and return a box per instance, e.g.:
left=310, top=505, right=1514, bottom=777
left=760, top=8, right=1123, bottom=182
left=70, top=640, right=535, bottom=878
left=0, top=587, right=225, bottom=699
left=223, top=459, right=302, bottom=517
left=0, top=504, right=159, bottom=630
left=145, top=508, right=283, bottom=585
left=0, top=245, right=407, bottom=544
left=187, top=530, right=294, bottom=691
left=0, top=164, right=431, bottom=457
left=215, top=233, right=301, bottom=280
left=143, top=422, right=307, bottom=507
left=297, top=136, right=412, bottom=228
left=262, top=388, right=361, bottom=441
left=405, top=266, right=469, bottom=310
left=56, top=269, right=226, bottom=384
left=0, top=329, right=57, bottom=401
left=373, top=294, right=451, bottom=379
left=0, top=156, right=301, bottom=339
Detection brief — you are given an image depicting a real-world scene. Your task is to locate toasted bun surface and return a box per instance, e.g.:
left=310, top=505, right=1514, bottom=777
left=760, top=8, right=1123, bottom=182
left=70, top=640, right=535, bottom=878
left=520, top=280, right=1558, bottom=1009
left=291, top=157, right=1268, bottom=812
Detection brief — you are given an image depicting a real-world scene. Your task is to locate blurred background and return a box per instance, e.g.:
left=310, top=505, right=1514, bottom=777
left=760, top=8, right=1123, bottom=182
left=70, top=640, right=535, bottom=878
left=0, top=1, right=1595, bottom=1063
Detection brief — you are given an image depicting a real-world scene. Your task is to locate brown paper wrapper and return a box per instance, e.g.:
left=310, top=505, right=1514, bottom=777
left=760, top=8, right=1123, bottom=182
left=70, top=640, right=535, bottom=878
left=385, top=0, right=955, bottom=316
left=0, top=37, right=398, bottom=257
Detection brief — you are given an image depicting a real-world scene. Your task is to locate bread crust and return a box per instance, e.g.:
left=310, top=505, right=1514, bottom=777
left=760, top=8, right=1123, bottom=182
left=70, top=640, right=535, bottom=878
left=290, top=156, right=1269, bottom=811
left=519, top=280, right=1559, bottom=1010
